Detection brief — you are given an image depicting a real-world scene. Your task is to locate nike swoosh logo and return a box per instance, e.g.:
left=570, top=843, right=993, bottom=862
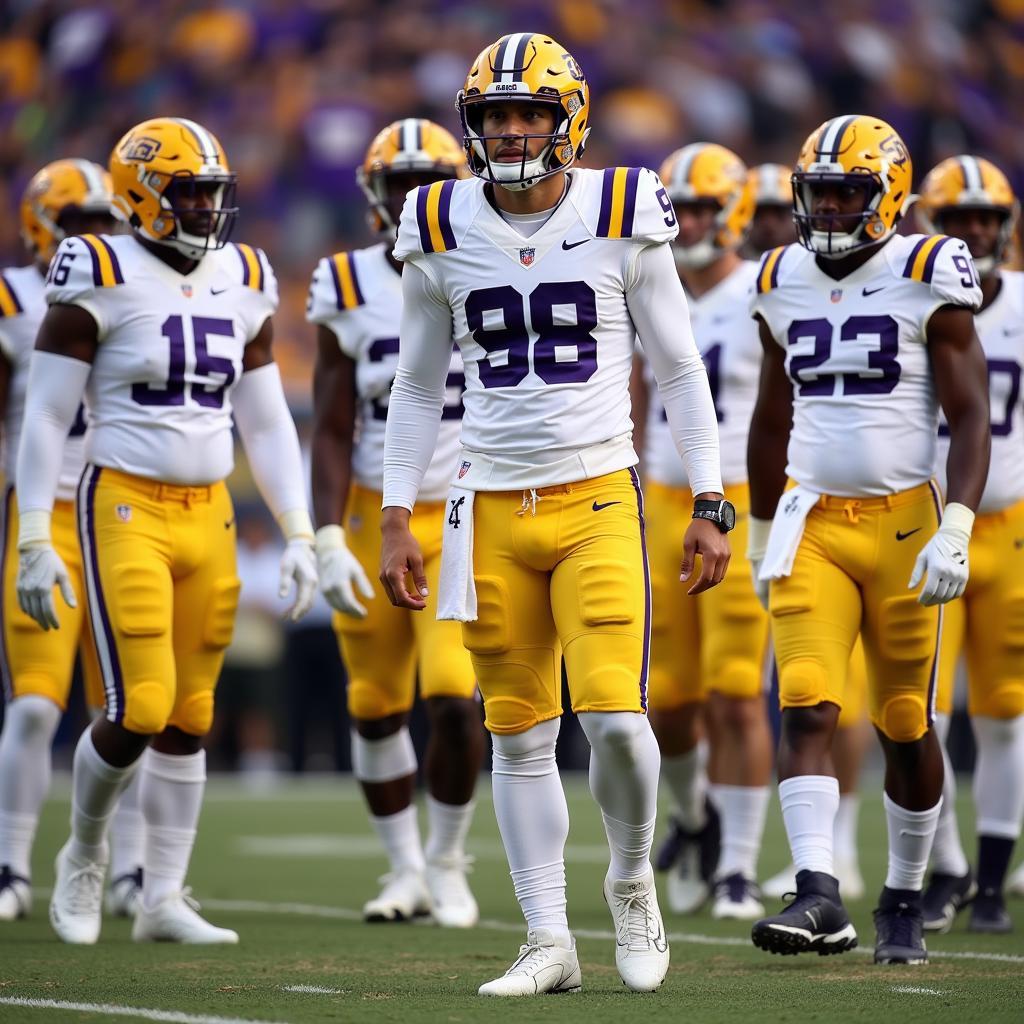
left=562, top=239, right=590, bottom=250
left=895, top=528, right=922, bottom=541
left=224, top=518, right=235, bottom=530
left=862, top=286, right=885, bottom=296
left=592, top=501, right=621, bottom=512
left=211, top=287, right=229, bottom=295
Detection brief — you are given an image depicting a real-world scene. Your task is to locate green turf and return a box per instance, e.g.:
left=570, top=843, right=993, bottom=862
left=1, top=775, right=1022, bottom=1023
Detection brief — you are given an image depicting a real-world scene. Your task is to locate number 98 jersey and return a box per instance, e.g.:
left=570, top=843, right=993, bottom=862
left=45, top=233, right=277, bottom=486
left=394, top=167, right=678, bottom=490
left=751, top=234, right=982, bottom=497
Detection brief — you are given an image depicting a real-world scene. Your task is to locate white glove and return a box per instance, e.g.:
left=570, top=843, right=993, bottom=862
left=17, top=544, right=76, bottom=631
left=315, top=525, right=374, bottom=618
left=908, top=502, right=973, bottom=607
left=276, top=508, right=318, bottom=622
left=747, top=515, right=772, bottom=612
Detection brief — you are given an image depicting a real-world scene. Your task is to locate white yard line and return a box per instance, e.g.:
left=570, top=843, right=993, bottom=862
left=891, top=986, right=948, bottom=996
left=0, top=997, right=287, bottom=1024
left=280, top=986, right=343, bottom=995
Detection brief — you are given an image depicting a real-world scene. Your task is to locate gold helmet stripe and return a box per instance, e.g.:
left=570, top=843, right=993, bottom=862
left=493, top=32, right=532, bottom=82
left=0, top=273, right=23, bottom=318
left=174, top=117, right=220, bottom=163
left=817, top=115, right=857, bottom=162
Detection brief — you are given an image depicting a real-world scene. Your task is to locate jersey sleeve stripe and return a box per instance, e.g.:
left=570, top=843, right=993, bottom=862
left=596, top=167, right=638, bottom=239
left=79, top=235, right=123, bottom=287
left=332, top=253, right=364, bottom=309
left=903, top=235, right=948, bottom=283
left=235, top=244, right=264, bottom=291
left=596, top=168, right=616, bottom=237
left=437, top=178, right=457, bottom=251
left=0, top=274, right=22, bottom=317
left=95, top=237, right=125, bottom=284
left=920, top=236, right=953, bottom=284
left=419, top=179, right=457, bottom=254
left=620, top=167, right=642, bottom=238
left=756, top=246, right=785, bottom=294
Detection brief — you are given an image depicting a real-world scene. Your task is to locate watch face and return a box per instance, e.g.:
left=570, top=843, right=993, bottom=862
left=722, top=501, right=736, bottom=532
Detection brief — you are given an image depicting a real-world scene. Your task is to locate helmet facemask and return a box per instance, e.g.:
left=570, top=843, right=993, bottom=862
left=671, top=199, right=739, bottom=270
left=793, top=170, right=894, bottom=258
left=145, top=172, right=238, bottom=261
left=359, top=166, right=460, bottom=239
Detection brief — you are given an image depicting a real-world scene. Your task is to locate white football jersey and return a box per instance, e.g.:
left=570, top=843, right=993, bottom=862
left=45, top=233, right=277, bottom=485
left=935, top=268, right=1024, bottom=514
left=0, top=264, right=86, bottom=500
left=393, top=166, right=678, bottom=489
left=306, top=242, right=464, bottom=502
left=644, top=260, right=760, bottom=487
left=751, top=234, right=983, bottom=497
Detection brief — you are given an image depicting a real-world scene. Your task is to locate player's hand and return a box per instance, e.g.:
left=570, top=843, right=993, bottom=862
left=315, top=525, right=374, bottom=618
left=380, top=508, right=428, bottom=610
left=749, top=559, right=770, bottom=611
left=908, top=503, right=973, bottom=607
left=16, top=545, right=76, bottom=630
left=279, top=538, right=319, bottom=622
left=680, top=519, right=730, bottom=595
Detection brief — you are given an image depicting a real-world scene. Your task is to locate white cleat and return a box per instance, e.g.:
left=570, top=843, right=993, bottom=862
left=362, top=867, right=432, bottom=923
left=426, top=855, right=479, bottom=928
left=604, top=868, right=670, bottom=992
left=105, top=867, right=143, bottom=918
left=478, top=928, right=581, bottom=996
left=1008, top=862, right=1024, bottom=897
left=667, top=844, right=710, bottom=914
left=132, top=890, right=238, bottom=944
left=0, top=866, right=32, bottom=921
left=49, top=840, right=107, bottom=945
left=711, top=872, right=765, bottom=920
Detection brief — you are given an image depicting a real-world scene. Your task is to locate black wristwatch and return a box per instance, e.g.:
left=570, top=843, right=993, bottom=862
left=692, top=499, right=736, bottom=534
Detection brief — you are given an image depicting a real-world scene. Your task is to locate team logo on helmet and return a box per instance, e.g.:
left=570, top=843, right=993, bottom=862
left=123, top=137, right=162, bottom=163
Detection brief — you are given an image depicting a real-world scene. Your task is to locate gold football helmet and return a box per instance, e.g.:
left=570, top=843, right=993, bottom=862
left=357, top=118, right=466, bottom=234
left=917, top=155, right=1019, bottom=275
left=749, top=163, right=791, bottom=208
left=457, top=32, right=590, bottom=191
left=793, top=114, right=912, bottom=257
left=109, top=117, right=237, bottom=260
left=20, top=159, right=116, bottom=266
left=658, top=143, right=755, bottom=268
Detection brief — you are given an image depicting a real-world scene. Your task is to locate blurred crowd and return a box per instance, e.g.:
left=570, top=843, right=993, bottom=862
left=1, top=0, right=1013, bottom=770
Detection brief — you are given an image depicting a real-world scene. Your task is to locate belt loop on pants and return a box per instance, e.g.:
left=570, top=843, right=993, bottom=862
left=842, top=500, right=861, bottom=525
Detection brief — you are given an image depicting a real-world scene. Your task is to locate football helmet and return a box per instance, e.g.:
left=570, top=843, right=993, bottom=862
left=109, top=117, right=237, bottom=261
left=357, top=118, right=466, bottom=235
left=917, top=155, right=1019, bottom=276
left=793, top=114, right=912, bottom=257
left=749, top=163, right=791, bottom=208
left=658, top=143, right=755, bottom=269
left=457, top=32, right=590, bottom=191
left=20, top=159, right=116, bottom=266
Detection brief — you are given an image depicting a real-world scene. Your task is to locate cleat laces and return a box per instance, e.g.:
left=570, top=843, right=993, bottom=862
left=65, top=862, right=105, bottom=915
left=612, top=889, right=657, bottom=951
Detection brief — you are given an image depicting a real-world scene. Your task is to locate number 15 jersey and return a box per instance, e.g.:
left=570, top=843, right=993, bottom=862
left=750, top=234, right=982, bottom=497
left=45, top=233, right=277, bottom=486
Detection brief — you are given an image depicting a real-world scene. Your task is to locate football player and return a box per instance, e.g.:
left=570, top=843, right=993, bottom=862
left=634, top=143, right=772, bottom=920
left=379, top=33, right=727, bottom=995
left=0, top=160, right=147, bottom=923
left=916, top=155, right=1024, bottom=934
left=744, top=164, right=797, bottom=257
left=309, top=118, right=484, bottom=927
left=15, top=117, right=317, bottom=945
left=746, top=116, right=990, bottom=965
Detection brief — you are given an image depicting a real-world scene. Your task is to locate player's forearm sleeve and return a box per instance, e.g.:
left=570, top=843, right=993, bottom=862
left=232, top=362, right=310, bottom=529
left=16, top=351, right=91, bottom=517
left=382, top=262, right=453, bottom=512
left=627, top=243, right=723, bottom=496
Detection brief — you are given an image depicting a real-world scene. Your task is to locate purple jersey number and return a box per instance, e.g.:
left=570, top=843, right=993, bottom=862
left=787, top=314, right=900, bottom=396
left=368, top=337, right=464, bottom=422
left=940, top=358, right=1021, bottom=438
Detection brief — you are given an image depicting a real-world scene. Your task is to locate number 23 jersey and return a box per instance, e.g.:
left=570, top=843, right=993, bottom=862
left=393, top=167, right=678, bottom=490
left=45, top=233, right=277, bottom=485
left=751, top=234, right=982, bottom=497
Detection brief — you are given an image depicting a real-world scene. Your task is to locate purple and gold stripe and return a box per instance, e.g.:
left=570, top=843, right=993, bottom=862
left=235, top=243, right=265, bottom=291
left=924, top=479, right=945, bottom=726
left=816, top=115, right=857, bottom=162
left=78, top=234, right=124, bottom=288
left=756, top=246, right=786, bottom=294
left=0, top=487, right=13, bottom=701
left=628, top=467, right=652, bottom=712
left=415, top=179, right=458, bottom=254
left=328, top=252, right=365, bottom=310
left=0, top=273, right=23, bottom=318
left=596, top=167, right=642, bottom=239
left=903, top=235, right=952, bottom=284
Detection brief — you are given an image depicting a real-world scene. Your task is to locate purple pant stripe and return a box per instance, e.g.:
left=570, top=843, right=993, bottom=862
left=924, top=479, right=945, bottom=727
left=0, top=486, right=13, bottom=702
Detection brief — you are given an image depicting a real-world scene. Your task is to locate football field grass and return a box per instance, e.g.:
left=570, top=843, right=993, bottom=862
left=1, top=774, right=1022, bottom=1023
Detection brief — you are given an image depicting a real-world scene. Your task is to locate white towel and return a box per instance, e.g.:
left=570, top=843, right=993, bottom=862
left=758, top=485, right=822, bottom=580
left=437, top=486, right=477, bottom=621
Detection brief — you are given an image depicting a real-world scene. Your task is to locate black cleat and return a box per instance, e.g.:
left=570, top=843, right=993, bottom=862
left=968, top=887, right=1013, bottom=934
left=752, top=870, right=858, bottom=957
left=654, top=799, right=720, bottom=875
left=922, top=870, right=976, bottom=933
left=874, top=887, right=928, bottom=964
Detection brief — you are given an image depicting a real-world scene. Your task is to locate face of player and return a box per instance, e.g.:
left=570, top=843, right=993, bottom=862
left=938, top=208, right=1005, bottom=269
left=748, top=204, right=797, bottom=253
left=166, top=179, right=222, bottom=238
left=673, top=201, right=718, bottom=248
left=57, top=208, right=119, bottom=239
left=383, top=171, right=456, bottom=231
left=808, top=179, right=872, bottom=235
left=480, top=101, right=558, bottom=166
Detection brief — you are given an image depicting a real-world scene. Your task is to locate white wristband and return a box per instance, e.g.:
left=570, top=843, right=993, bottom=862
left=315, top=524, right=346, bottom=556
left=940, top=502, right=974, bottom=537
left=278, top=508, right=315, bottom=544
left=746, top=515, right=773, bottom=562
left=17, top=509, right=52, bottom=550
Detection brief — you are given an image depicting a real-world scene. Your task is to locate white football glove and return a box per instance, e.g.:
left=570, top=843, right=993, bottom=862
left=747, top=515, right=772, bottom=612
left=908, top=502, right=973, bottom=607
left=17, top=544, right=76, bottom=631
left=276, top=509, right=318, bottom=622
left=315, top=525, right=374, bottom=618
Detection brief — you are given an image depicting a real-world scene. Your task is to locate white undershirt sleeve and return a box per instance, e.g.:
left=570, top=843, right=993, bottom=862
left=382, top=262, right=455, bottom=511
left=626, top=242, right=723, bottom=496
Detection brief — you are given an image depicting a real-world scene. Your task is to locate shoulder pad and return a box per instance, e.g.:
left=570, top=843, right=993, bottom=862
left=75, top=234, right=126, bottom=288
left=754, top=245, right=791, bottom=295
left=307, top=251, right=366, bottom=324
left=230, top=243, right=279, bottom=312
left=592, top=167, right=677, bottom=244
left=45, top=235, right=117, bottom=307
left=395, top=178, right=480, bottom=262
left=902, top=234, right=982, bottom=311
left=0, top=271, right=24, bottom=318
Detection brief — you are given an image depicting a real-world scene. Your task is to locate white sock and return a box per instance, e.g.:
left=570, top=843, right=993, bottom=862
left=973, top=715, right=1024, bottom=839
left=779, top=775, right=839, bottom=875
left=930, top=713, right=969, bottom=875
left=70, top=727, right=139, bottom=864
left=370, top=805, right=426, bottom=873
left=139, top=748, right=206, bottom=911
left=351, top=727, right=417, bottom=783
left=661, top=743, right=708, bottom=832
left=424, top=794, right=474, bottom=864
left=109, top=769, right=146, bottom=880
left=0, top=695, right=61, bottom=876
left=712, top=784, right=770, bottom=879
left=492, top=720, right=570, bottom=945
left=834, top=794, right=860, bottom=866
left=884, top=792, right=942, bottom=891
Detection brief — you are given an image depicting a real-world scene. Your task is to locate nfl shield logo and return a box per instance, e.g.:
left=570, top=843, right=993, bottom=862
left=458, top=460, right=471, bottom=479
left=181, top=284, right=193, bottom=298
left=830, top=288, right=843, bottom=303
left=519, top=247, right=535, bottom=268
left=116, top=504, right=132, bottom=523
